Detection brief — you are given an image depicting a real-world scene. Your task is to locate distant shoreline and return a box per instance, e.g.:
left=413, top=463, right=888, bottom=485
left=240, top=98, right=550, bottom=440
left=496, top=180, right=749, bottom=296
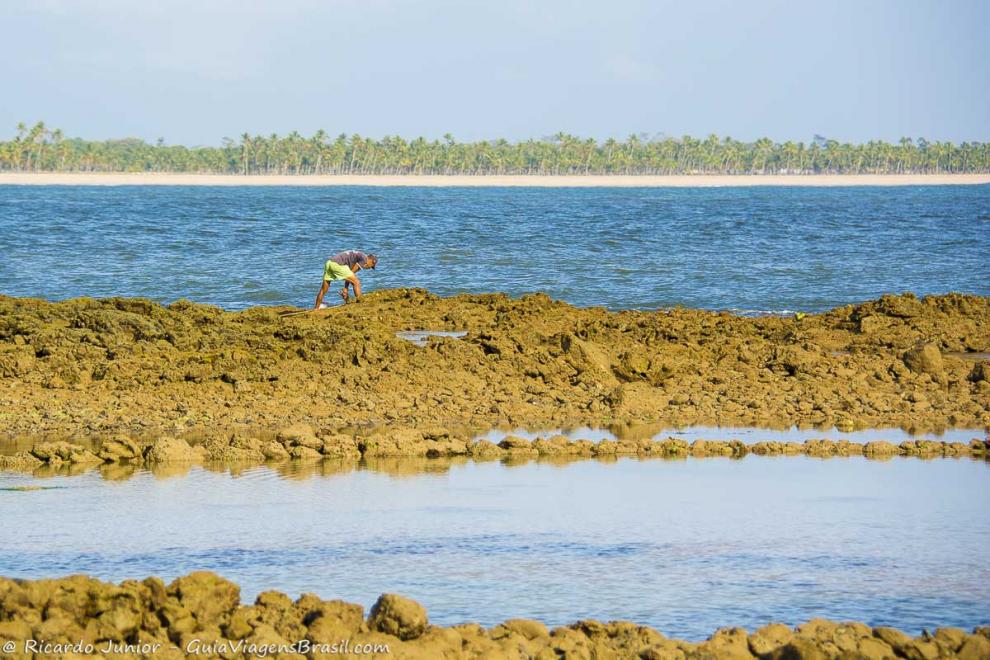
left=1, top=172, right=988, bottom=187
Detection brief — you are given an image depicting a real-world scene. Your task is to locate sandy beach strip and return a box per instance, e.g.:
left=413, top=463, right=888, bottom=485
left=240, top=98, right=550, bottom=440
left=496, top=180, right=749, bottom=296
left=1, top=172, right=988, bottom=187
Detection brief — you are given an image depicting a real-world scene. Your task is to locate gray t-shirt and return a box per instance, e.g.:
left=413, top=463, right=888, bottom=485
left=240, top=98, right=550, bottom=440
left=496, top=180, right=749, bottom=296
left=330, top=250, right=370, bottom=269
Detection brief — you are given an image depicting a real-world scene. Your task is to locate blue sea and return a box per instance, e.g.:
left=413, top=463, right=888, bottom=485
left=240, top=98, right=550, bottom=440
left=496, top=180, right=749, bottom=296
left=1, top=184, right=988, bottom=312
left=2, top=184, right=990, bottom=638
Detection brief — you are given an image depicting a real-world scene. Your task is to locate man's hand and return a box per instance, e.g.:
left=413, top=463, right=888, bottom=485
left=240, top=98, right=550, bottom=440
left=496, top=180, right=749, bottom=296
left=340, top=288, right=350, bottom=303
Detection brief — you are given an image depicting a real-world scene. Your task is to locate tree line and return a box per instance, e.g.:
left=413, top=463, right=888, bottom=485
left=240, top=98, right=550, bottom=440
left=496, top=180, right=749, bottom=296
left=2, top=121, right=988, bottom=175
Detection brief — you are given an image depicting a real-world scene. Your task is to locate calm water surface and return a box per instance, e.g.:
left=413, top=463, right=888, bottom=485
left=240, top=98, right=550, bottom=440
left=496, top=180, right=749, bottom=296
left=1, top=185, right=988, bottom=312
left=2, top=457, right=988, bottom=638
left=475, top=425, right=985, bottom=444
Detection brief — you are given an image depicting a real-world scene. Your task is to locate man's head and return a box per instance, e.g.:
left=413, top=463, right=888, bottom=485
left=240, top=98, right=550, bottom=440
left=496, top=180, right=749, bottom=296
left=364, top=254, right=378, bottom=269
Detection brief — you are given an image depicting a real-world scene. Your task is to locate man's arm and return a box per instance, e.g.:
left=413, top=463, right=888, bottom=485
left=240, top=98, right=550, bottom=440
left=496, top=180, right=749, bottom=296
left=313, top=280, right=329, bottom=309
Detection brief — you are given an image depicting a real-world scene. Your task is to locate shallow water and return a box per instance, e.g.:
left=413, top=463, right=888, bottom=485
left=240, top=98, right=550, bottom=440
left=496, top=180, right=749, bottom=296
left=1, top=185, right=988, bottom=312
left=945, top=351, right=990, bottom=361
left=475, top=425, right=986, bottom=444
left=2, top=457, right=987, bottom=638
left=3, top=424, right=982, bottom=458
left=395, top=329, right=468, bottom=346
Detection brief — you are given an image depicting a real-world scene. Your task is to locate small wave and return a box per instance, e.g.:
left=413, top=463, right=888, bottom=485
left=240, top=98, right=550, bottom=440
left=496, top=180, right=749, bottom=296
left=723, top=308, right=798, bottom=318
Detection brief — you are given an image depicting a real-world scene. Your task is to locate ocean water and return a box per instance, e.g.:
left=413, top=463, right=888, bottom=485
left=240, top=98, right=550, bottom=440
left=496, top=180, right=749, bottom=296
left=1, top=185, right=988, bottom=312
left=1, top=457, right=988, bottom=639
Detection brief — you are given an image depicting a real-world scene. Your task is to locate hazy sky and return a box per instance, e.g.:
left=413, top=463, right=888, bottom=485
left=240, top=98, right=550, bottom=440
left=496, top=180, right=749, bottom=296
left=2, top=0, right=987, bottom=145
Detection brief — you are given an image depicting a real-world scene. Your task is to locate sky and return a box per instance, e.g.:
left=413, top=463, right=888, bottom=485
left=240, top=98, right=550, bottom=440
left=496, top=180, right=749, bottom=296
left=1, top=0, right=988, bottom=146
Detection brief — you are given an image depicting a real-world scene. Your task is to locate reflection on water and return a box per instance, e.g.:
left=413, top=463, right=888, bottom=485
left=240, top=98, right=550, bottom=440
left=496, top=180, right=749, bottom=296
left=475, top=424, right=986, bottom=444
left=1, top=457, right=988, bottom=639
left=7, top=424, right=987, bottom=458
left=5, top=423, right=983, bottom=459
left=8, top=455, right=618, bottom=481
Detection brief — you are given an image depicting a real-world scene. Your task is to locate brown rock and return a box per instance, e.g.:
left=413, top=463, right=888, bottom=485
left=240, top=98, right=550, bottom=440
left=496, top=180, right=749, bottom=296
left=547, top=627, right=596, bottom=658
left=493, top=618, right=549, bottom=641
left=0, top=451, right=43, bottom=470
left=166, top=572, right=240, bottom=628
left=469, top=440, right=505, bottom=459
left=319, top=434, right=362, bottom=459
left=767, top=637, right=829, bottom=660
left=32, top=614, right=87, bottom=645
left=903, top=343, right=943, bottom=376
left=255, top=589, right=293, bottom=612
left=873, top=626, right=912, bottom=654
left=958, top=635, right=990, bottom=660
left=0, top=619, right=32, bottom=641
left=360, top=429, right=431, bottom=457
left=749, top=623, right=794, bottom=656
left=640, top=641, right=688, bottom=659
left=904, top=639, right=941, bottom=659
left=569, top=439, right=597, bottom=455
left=425, top=438, right=469, bottom=457
left=772, top=345, right=819, bottom=376
left=408, top=626, right=465, bottom=659
left=933, top=627, right=968, bottom=652
left=225, top=605, right=261, bottom=640
left=498, top=436, right=538, bottom=454
left=254, top=590, right=307, bottom=641
left=857, top=637, right=896, bottom=659
left=30, top=441, right=102, bottom=465
left=289, top=445, right=323, bottom=461
left=304, top=599, right=365, bottom=643
left=143, top=437, right=207, bottom=464
left=594, top=440, right=619, bottom=455
left=367, top=593, right=428, bottom=641
left=276, top=423, right=320, bottom=446
left=203, top=436, right=266, bottom=462
left=858, top=315, right=888, bottom=334
left=968, top=362, right=989, bottom=383
left=533, top=437, right=568, bottom=456
left=243, top=622, right=299, bottom=657
left=563, top=335, right=618, bottom=386
left=97, top=435, right=142, bottom=462
left=259, top=439, right=291, bottom=460
left=864, top=440, right=899, bottom=456
left=607, top=382, right=670, bottom=417
left=701, top=626, right=754, bottom=658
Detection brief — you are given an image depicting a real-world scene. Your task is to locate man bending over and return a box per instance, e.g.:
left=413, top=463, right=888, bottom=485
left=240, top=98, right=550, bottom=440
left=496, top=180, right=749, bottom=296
left=314, top=250, right=378, bottom=308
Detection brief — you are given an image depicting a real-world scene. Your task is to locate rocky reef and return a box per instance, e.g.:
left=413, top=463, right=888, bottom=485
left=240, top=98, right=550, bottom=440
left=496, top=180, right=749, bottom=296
left=0, top=290, right=987, bottom=447
left=1, top=425, right=988, bottom=479
left=0, top=572, right=987, bottom=659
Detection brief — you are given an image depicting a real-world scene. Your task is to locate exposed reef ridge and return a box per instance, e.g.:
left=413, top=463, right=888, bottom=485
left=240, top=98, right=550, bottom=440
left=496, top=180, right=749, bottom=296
left=1, top=290, right=988, bottom=444
left=0, top=572, right=987, bottom=659
left=1, top=426, right=989, bottom=478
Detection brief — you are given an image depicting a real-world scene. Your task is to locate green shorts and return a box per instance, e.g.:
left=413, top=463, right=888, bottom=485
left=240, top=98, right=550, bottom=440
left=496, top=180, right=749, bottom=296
left=323, top=260, right=354, bottom=282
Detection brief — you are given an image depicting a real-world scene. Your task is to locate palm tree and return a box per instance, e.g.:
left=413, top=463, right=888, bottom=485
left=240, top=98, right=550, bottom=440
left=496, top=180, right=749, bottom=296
left=2, top=121, right=988, bottom=175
